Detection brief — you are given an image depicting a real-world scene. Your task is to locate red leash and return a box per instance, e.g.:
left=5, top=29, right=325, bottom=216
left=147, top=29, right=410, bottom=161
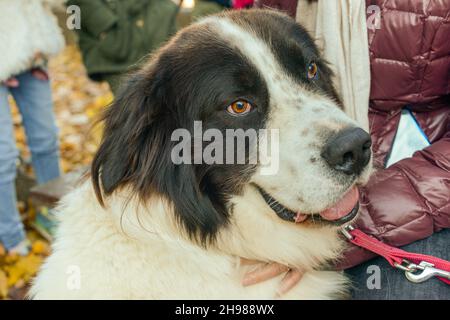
left=341, top=225, right=450, bottom=284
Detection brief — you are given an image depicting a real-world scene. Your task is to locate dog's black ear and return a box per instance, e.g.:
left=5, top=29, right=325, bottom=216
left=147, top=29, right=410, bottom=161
left=91, top=71, right=162, bottom=203
left=91, top=68, right=229, bottom=244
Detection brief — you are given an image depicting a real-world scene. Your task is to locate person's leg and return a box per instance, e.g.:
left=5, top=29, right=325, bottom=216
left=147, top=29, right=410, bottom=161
left=0, top=85, right=26, bottom=250
left=346, top=229, right=450, bottom=300
left=10, top=71, right=60, bottom=184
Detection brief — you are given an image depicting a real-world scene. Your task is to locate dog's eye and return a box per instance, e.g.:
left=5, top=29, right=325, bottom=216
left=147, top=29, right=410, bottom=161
left=227, top=100, right=252, bottom=116
left=307, top=62, right=318, bottom=79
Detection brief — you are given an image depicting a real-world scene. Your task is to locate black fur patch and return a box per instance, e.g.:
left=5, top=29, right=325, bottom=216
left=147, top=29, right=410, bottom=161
left=225, top=10, right=341, bottom=105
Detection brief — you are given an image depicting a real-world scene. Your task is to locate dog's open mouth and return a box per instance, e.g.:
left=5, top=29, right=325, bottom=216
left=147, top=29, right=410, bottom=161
left=257, top=186, right=359, bottom=226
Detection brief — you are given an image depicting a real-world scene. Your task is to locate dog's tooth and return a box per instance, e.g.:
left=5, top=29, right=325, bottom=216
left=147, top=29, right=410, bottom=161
left=295, top=213, right=308, bottom=223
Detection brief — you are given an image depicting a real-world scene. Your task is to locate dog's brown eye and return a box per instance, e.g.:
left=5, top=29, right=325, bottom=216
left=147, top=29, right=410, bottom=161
left=307, top=62, right=318, bottom=79
left=227, top=100, right=252, bottom=115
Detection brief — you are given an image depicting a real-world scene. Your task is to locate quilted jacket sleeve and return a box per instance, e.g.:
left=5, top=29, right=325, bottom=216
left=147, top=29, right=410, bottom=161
left=335, top=0, right=450, bottom=270
left=338, top=114, right=450, bottom=269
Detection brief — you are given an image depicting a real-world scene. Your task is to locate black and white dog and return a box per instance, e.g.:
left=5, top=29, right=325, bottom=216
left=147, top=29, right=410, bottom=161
left=31, top=9, right=372, bottom=299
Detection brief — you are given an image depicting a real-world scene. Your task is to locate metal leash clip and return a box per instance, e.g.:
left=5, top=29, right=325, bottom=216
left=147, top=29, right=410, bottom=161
left=341, top=224, right=355, bottom=240
left=395, top=259, right=450, bottom=283
left=340, top=225, right=450, bottom=285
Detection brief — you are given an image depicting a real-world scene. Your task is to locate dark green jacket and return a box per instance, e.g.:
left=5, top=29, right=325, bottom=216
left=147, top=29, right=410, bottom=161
left=68, top=0, right=178, bottom=78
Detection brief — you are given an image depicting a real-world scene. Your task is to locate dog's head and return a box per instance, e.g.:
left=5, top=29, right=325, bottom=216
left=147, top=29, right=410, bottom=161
left=92, top=10, right=372, bottom=248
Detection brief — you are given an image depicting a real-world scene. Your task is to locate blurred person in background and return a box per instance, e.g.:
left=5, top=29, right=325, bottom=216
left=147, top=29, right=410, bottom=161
left=191, top=0, right=254, bottom=19
left=0, top=0, right=65, bottom=255
left=68, top=0, right=179, bottom=94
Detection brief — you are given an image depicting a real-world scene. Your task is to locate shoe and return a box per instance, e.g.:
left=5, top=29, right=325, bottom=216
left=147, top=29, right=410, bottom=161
left=33, top=207, right=58, bottom=241
left=7, top=238, right=31, bottom=256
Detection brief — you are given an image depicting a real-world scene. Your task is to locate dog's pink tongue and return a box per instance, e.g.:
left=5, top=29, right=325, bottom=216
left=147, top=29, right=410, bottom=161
left=318, top=187, right=359, bottom=221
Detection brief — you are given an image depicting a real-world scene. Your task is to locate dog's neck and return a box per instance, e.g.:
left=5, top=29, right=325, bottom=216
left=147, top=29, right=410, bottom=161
left=102, top=182, right=345, bottom=272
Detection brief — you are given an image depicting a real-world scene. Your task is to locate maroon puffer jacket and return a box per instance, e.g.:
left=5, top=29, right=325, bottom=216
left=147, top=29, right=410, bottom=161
left=255, top=0, right=450, bottom=268
left=339, top=0, right=450, bottom=268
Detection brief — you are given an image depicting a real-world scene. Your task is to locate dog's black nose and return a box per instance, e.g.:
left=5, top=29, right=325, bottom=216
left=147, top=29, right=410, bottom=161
left=321, top=127, right=371, bottom=175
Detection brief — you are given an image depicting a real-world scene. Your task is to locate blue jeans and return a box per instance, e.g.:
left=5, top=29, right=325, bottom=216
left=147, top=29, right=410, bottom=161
left=0, top=71, right=60, bottom=249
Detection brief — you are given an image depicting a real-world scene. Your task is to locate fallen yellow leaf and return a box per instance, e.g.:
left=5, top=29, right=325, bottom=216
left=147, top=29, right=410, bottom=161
left=5, top=254, right=43, bottom=287
left=4, top=253, right=19, bottom=264
left=0, top=270, right=8, bottom=299
left=32, top=240, right=50, bottom=255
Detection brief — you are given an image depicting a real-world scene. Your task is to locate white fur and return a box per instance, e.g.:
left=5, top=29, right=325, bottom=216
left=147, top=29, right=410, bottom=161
left=30, top=181, right=348, bottom=299
left=0, top=0, right=65, bottom=81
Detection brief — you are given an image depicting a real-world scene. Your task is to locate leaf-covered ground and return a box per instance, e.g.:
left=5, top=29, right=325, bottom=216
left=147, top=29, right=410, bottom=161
left=0, top=46, right=113, bottom=299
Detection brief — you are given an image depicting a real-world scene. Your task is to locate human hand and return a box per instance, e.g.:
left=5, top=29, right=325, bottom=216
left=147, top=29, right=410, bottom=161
left=2, top=67, right=48, bottom=88
left=31, top=51, right=49, bottom=81
left=3, top=77, right=19, bottom=87
left=31, top=68, right=49, bottom=81
left=241, top=258, right=304, bottom=297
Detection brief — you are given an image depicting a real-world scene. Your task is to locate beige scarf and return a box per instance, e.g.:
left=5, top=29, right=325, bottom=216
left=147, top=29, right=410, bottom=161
left=296, top=0, right=370, bottom=130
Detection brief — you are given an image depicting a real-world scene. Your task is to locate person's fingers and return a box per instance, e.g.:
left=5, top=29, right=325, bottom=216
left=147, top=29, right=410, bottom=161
left=4, top=77, right=19, bottom=87
left=276, top=269, right=304, bottom=297
left=31, top=68, right=49, bottom=81
left=242, top=262, right=289, bottom=286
